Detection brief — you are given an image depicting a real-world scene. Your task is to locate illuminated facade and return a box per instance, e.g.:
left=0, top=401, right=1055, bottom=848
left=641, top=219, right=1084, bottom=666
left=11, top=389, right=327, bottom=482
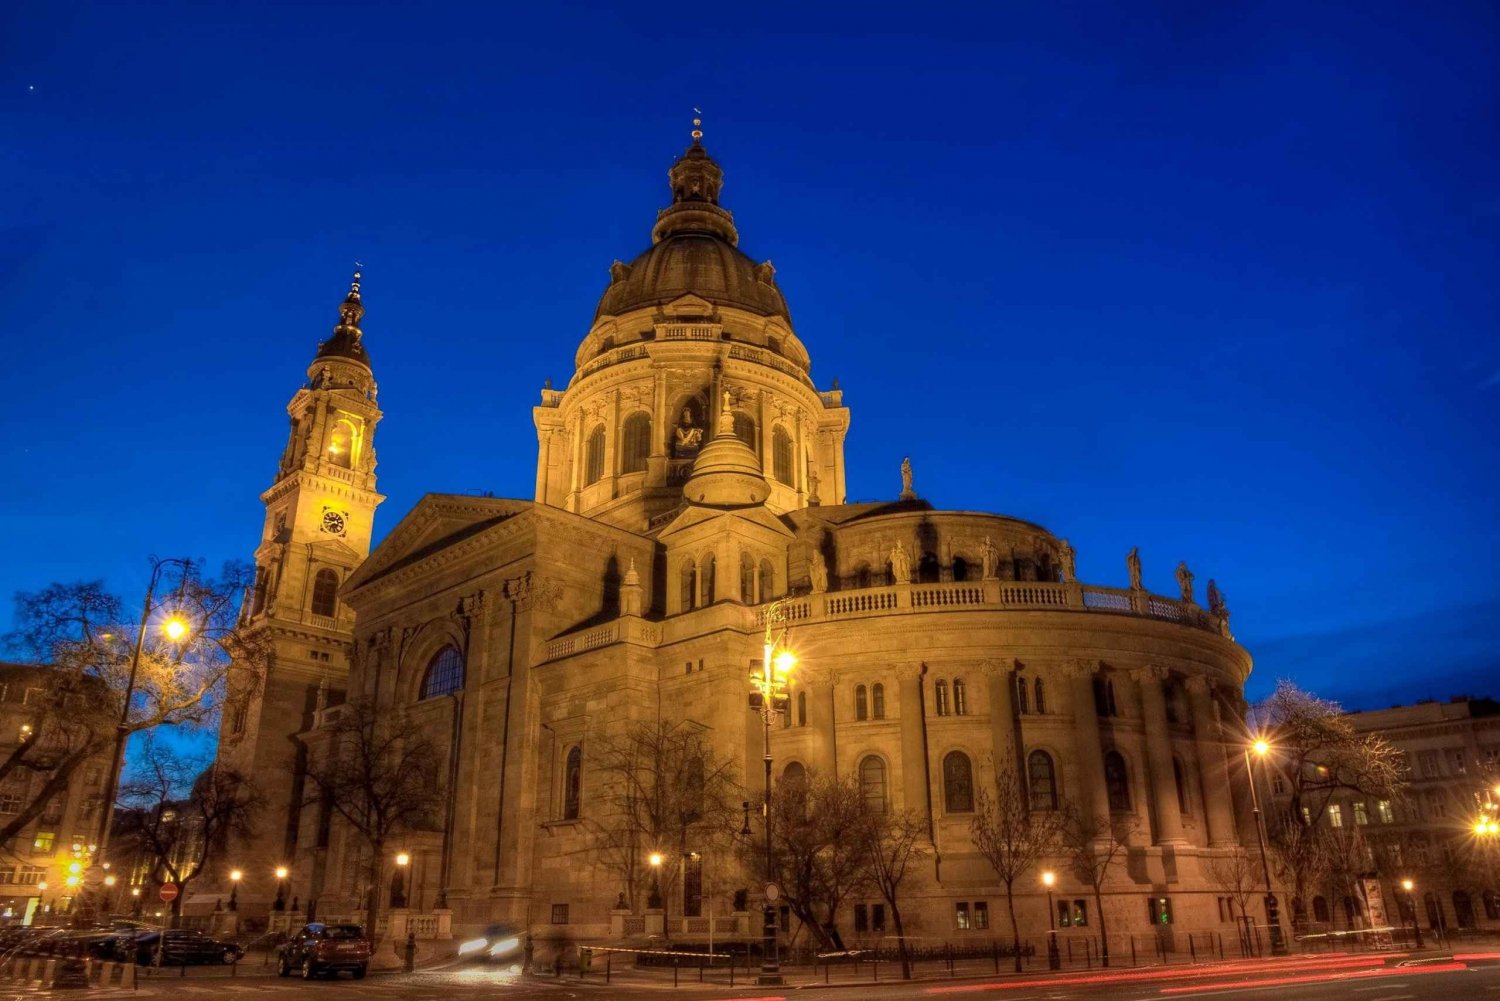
left=222, top=137, right=1262, bottom=952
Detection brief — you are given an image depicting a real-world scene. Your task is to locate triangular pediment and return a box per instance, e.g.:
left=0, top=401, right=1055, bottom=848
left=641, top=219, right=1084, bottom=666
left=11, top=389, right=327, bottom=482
left=344, top=493, right=532, bottom=594
left=657, top=503, right=794, bottom=545
left=305, top=537, right=364, bottom=563
left=659, top=294, right=716, bottom=319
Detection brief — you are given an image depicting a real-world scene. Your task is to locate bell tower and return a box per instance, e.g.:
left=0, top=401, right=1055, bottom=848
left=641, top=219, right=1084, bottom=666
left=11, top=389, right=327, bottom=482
left=216, top=271, right=385, bottom=907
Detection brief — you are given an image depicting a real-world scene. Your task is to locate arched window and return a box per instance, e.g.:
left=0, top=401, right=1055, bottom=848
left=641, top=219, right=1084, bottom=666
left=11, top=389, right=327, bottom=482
left=1027, top=750, right=1058, bottom=811
left=855, top=685, right=869, bottom=721
left=621, top=413, right=651, bottom=474
left=872, top=683, right=886, bottom=719
left=740, top=553, right=755, bottom=603
left=782, top=761, right=806, bottom=785
left=1093, top=676, right=1119, bottom=717
left=918, top=552, right=941, bottom=583
left=934, top=680, right=949, bottom=716
left=310, top=568, right=339, bottom=617
left=1104, top=750, right=1131, bottom=812
left=732, top=411, right=756, bottom=449
left=563, top=746, right=582, bottom=820
left=1163, top=680, right=1184, bottom=724
left=952, top=678, right=967, bottom=715
left=420, top=645, right=465, bottom=699
left=1312, top=895, right=1330, bottom=924
left=758, top=560, right=775, bottom=602
left=1172, top=758, right=1189, bottom=814
left=952, top=557, right=969, bottom=582
left=854, top=564, right=871, bottom=589
left=327, top=419, right=355, bottom=469
left=772, top=427, right=794, bottom=484
left=701, top=554, right=716, bottom=604
left=859, top=756, right=888, bottom=813
left=1453, top=890, right=1476, bottom=929
left=796, top=691, right=807, bottom=726
left=1034, top=678, right=1046, bottom=714
left=584, top=425, right=606, bottom=485
left=943, top=751, right=974, bottom=813
left=681, top=563, right=697, bottom=611
left=1016, top=675, right=1029, bottom=714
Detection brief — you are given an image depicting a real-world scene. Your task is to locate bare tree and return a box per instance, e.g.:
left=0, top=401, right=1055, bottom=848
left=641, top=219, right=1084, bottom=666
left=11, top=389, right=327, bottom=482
left=971, top=756, right=1066, bottom=972
left=1060, top=807, right=1136, bottom=966
left=857, top=804, right=928, bottom=979
left=585, top=718, right=742, bottom=927
left=304, top=699, right=444, bottom=942
left=1253, top=682, right=1404, bottom=928
left=1, top=564, right=267, bottom=846
left=759, top=772, right=869, bottom=948
left=117, top=740, right=261, bottom=926
left=1207, top=849, right=1263, bottom=950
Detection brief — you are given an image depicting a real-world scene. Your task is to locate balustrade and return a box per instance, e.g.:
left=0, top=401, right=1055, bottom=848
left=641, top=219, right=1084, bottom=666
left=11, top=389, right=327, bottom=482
left=999, top=582, right=1067, bottom=607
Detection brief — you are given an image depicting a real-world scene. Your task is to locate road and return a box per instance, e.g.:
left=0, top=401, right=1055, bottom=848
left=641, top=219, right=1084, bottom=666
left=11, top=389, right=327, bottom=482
left=8, top=951, right=1500, bottom=1000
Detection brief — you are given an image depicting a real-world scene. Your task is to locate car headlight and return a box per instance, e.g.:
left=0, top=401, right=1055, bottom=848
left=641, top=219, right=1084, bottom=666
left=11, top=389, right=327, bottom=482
left=458, top=938, right=487, bottom=956
left=488, top=937, right=520, bottom=956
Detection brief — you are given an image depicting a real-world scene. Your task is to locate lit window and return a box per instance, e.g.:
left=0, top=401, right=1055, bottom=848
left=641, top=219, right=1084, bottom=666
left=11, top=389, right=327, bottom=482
left=1328, top=804, right=1344, bottom=828
left=32, top=832, right=54, bottom=853
left=327, top=419, right=355, bottom=469
left=1353, top=802, right=1369, bottom=826
left=1377, top=799, right=1395, bottom=824
left=973, top=901, right=989, bottom=929
left=955, top=902, right=970, bottom=930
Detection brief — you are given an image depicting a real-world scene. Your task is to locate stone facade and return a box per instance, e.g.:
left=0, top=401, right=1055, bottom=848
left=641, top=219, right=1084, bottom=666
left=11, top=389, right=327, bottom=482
left=220, top=138, right=1263, bottom=951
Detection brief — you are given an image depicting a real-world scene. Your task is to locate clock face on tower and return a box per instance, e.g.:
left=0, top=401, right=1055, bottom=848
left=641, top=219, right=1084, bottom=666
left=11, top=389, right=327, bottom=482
left=321, top=510, right=347, bottom=536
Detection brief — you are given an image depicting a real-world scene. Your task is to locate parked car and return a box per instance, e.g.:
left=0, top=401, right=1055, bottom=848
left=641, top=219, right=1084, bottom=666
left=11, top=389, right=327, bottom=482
left=133, top=929, right=243, bottom=966
left=278, top=923, right=371, bottom=980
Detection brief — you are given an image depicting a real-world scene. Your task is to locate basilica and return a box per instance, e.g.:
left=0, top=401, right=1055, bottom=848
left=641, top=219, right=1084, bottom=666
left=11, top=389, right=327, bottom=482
left=216, top=131, right=1259, bottom=953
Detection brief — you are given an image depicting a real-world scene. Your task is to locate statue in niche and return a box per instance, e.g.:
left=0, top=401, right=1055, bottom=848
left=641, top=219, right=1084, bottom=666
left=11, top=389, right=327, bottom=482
left=899, top=456, right=915, bottom=500
left=809, top=551, right=828, bottom=594
left=672, top=400, right=705, bottom=456
left=1126, top=547, right=1143, bottom=590
left=1175, top=561, right=1195, bottom=604
left=889, top=541, right=912, bottom=584
left=1059, top=539, right=1077, bottom=582
left=980, top=537, right=999, bottom=580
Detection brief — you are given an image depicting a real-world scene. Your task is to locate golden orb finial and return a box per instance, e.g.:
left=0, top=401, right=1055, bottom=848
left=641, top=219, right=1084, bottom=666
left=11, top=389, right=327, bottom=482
left=691, top=107, right=703, bottom=144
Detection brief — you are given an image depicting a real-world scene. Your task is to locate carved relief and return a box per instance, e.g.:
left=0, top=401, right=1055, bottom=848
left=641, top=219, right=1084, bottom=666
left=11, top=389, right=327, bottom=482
left=504, top=571, right=563, bottom=613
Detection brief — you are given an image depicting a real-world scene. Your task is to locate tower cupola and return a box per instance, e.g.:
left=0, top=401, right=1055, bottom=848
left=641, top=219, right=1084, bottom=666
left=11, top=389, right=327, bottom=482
left=314, top=270, right=371, bottom=368
left=682, top=390, right=771, bottom=507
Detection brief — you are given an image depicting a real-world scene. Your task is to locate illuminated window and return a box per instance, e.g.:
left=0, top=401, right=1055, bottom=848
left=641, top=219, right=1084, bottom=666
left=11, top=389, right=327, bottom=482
left=943, top=751, right=973, bottom=813
left=859, top=756, right=888, bottom=814
left=1328, top=804, right=1344, bottom=828
left=1104, top=751, right=1131, bottom=812
left=1377, top=799, right=1395, bottom=824
left=855, top=685, right=868, bottom=721
left=1027, top=750, right=1058, bottom=811
left=32, top=831, right=54, bottom=853
left=973, top=901, right=989, bottom=929
left=420, top=645, right=464, bottom=699
left=772, top=427, right=793, bottom=484
left=310, top=568, right=339, bottom=617
left=563, top=746, right=581, bottom=821
left=327, top=420, right=355, bottom=469
left=872, top=683, right=886, bottom=719
left=954, top=902, right=969, bottom=929
left=584, top=426, right=606, bottom=485
left=621, top=413, right=651, bottom=474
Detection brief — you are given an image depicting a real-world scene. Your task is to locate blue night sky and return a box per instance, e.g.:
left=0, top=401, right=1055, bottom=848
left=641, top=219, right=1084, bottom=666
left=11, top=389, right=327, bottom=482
left=3, top=0, right=1497, bottom=736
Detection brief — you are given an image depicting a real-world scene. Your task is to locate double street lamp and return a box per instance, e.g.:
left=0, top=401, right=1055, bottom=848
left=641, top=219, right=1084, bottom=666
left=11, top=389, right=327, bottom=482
left=1244, top=737, right=1288, bottom=955
left=748, top=598, right=797, bottom=987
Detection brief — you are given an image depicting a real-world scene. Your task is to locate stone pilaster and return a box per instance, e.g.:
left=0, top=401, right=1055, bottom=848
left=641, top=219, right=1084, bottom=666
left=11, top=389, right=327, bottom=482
left=1132, top=666, right=1186, bottom=845
left=1067, top=660, right=1111, bottom=827
left=1186, top=676, right=1238, bottom=847
left=896, top=664, right=927, bottom=814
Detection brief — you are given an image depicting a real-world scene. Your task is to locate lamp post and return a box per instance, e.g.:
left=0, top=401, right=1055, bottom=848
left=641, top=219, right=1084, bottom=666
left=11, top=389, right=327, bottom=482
left=1042, top=871, right=1060, bottom=970
left=228, top=870, right=242, bottom=912
left=95, top=557, right=194, bottom=862
left=748, top=598, right=796, bottom=986
left=648, top=852, right=666, bottom=939
left=1401, top=878, right=1423, bottom=948
left=393, top=853, right=410, bottom=909
left=273, top=865, right=290, bottom=913
left=1244, top=738, right=1288, bottom=955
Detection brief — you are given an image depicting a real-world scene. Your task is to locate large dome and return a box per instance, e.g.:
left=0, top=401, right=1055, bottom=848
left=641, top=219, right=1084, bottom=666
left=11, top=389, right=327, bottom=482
left=594, top=138, right=790, bottom=322
left=595, top=233, right=790, bottom=320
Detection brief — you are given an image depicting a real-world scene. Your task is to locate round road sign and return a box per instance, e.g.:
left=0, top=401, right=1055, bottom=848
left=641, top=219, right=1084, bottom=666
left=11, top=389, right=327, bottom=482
left=159, top=883, right=179, bottom=903
left=764, top=882, right=780, bottom=902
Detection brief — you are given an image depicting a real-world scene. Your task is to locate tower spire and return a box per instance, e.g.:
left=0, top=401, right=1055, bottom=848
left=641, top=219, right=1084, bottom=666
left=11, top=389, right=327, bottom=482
left=314, top=265, right=371, bottom=368
left=691, top=107, right=703, bottom=145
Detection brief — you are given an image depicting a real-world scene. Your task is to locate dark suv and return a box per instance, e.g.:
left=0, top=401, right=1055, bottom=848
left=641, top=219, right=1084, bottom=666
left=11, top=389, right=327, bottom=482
left=278, top=923, right=371, bottom=980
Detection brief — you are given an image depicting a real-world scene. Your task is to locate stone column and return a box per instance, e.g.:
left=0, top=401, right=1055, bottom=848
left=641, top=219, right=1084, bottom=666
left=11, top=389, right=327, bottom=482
left=1068, top=661, right=1111, bottom=827
left=897, top=666, right=928, bottom=814
left=1186, top=677, right=1238, bottom=847
left=1132, top=666, right=1186, bottom=845
left=984, top=661, right=1018, bottom=770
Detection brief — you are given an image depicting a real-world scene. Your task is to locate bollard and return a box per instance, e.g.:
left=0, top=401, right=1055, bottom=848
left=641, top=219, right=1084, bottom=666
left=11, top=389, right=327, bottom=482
left=606, top=953, right=612, bottom=984
left=993, top=940, right=1000, bottom=974
left=728, top=958, right=733, bottom=986
left=946, top=942, right=954, bottom=976
left=673, top=957, right=679, bottom=987
left=1189, top=936, right=1197, bottom=963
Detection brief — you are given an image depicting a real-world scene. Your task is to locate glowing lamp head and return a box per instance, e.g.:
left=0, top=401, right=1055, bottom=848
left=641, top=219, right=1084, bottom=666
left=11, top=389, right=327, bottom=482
left=772, top=649, right=797, bottom=678
left=130, top=888, right=140, bottom=897
left=1401, top=878, right=1414, bottom=892
left=275, top=866, right=289, bottom=880
left=395, top=852, right=410, bottom=867
left=229, top=869, right=242, bottom=882
left=1041, top=871, right=1056, bottom=888
left=104, top=875, right=116, bottom=887
left=162, top=616, right=189, bottom=642
left=65, top=875, right=79, bottom=888
left=37, top=881, right=47, bottom=891
left=67, top=862, right=81, bottom=875
left=1252, top=739, right=1270, bottom=757
left=648, top=852, right=664, bottom=868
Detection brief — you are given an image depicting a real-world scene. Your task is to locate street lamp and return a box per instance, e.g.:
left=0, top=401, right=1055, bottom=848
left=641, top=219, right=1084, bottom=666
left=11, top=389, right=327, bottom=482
left=748, top=598, right=796, bottom=986
left=1400, top=878, right=1423, bottom=948
left=274, top=865, right=289, bottom=911
left=1244, top=737, right=1287, bottom=955
left=95, top=557, right=195, bottom=863
left=647, top=852, right=667, bottom=937
left=393, top=853, right=410, bottom=908
left=1042, top=871, right=1060, bottom=970
left=228, top=870, right=242, bottom=912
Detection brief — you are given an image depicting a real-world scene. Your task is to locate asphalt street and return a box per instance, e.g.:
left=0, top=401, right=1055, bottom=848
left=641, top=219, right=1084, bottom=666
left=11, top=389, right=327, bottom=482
left=5, top=951, right=1499, bottom=1000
